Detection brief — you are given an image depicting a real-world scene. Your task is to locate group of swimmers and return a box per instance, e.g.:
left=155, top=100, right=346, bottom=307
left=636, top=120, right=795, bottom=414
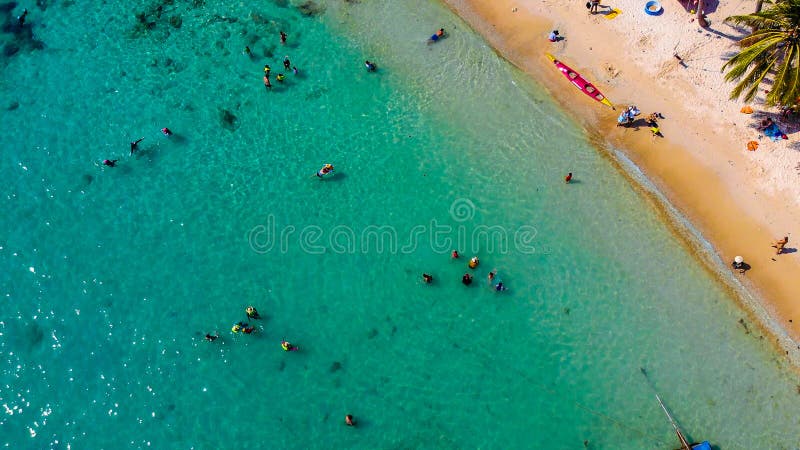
left=203, top=305, right=299, bottom=352
left=262, top=55, right=298, bottom=90
left=422, top=252, right=507, bottom=291
left=103, top=128, right=172, bottom=167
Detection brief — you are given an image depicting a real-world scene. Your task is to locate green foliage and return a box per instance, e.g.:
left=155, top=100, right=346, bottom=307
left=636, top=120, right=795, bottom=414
left=723, top=0, right=800, bottom=106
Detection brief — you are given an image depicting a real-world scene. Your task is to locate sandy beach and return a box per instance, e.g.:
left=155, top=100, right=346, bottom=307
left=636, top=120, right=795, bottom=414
left=442, top=0, right=800, bottom=358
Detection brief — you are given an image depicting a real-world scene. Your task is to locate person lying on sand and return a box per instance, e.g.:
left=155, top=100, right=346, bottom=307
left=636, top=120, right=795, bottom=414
left=772, top=236, right=789, bottom=254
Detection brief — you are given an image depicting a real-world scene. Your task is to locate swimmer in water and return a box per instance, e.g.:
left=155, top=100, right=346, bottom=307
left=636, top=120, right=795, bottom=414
left=276, top=73, right=285, bottom=83
left=264, top=75, right=272, bottom=90
left=18, top=9, right=27, bottom=27
left=103, top=159, right=119, bottom=167
left=462, top=273, right=473, bottom=285
left=292, top=66, right=298, bottom=75
left=130, top=137, right=144, bottom=155
left=451, top=250, right=459, bottom=259
left=428, top=28, right=445, bottom=44
left=244, top=46, right=252, bottom=56
left=365, top=60, right=377, bottom=72
left=495, top=282, right=506, bottom=292
left=264, top=64, right=271, bottom=75
left=283, top=56, right=291, bottom=70
left=488, top=270, right=496, bottom=283
left=565, top=172, right=572, bottom=183
left=280, top=31, right=287, bottom=45
left=468, top=256, right=479, bottom=269
left=161, top=127, right=172, bottom=137
left=281, top=340, right=297, bottom=351
left=205, top=333, right=218, bottom=342
left=246, top=306, right=261, bottom=319
left=422, top=273, right=433, bottom=283
left=345, top=414, right=356, bottom=426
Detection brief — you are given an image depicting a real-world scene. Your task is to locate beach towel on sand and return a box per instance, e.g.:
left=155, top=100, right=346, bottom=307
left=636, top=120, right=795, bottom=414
left=605, top=8, right=622, bottom=19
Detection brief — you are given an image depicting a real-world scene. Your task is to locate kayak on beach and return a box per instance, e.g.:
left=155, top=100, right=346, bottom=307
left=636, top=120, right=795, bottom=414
left=545, top=53, right=614, bottom=109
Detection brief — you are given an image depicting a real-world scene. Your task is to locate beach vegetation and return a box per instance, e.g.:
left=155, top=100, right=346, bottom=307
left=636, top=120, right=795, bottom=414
left=723, top=0, right=800, bottom=106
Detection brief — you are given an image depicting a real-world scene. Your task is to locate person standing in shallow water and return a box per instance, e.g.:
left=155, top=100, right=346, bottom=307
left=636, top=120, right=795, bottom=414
left=565, top=172, right=573, bottom=183
left=280, top=31, right=287, bottom=45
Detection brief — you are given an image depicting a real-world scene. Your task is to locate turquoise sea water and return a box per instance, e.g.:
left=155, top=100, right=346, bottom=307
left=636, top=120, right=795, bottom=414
left=1, top=0, right=799, bottom=448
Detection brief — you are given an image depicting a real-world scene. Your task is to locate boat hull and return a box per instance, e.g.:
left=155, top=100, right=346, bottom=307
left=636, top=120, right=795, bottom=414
left=546, top=53, right=614, bottom=108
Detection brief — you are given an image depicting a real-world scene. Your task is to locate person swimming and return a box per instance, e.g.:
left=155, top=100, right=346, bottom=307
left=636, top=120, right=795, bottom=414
left=468, top=256, right=479, bottom=269
left=345, top=414, right=356, bottom=426
left=495, top=282, right=506, bottom=292
left=264, top=75, right=272, bottom=89
left=422, top=273, right=433, bottom=283
left=264, top=64, right=271, bottom=75
left=428, top=28, right=445, bottom=43
left=276, top=73, right=286, bottom=83
left=103, top=159, right=118, bottom=167
left=205, top=333, right=218, bottom=342
left=565, top=172, right=573, bottom=183
left=292, top=66, right=298, bottom=75
left=232, top=322, right=245, bottom=333
left=365, top=60, right=377, bottom=72
left=161, top=127, right=172, bottom=137
left=281, top=340, right=298, bottom=351
left=283, top=56, right=291, bottom=70
left=462, top=273, right=473, bottom=285
left=244, top=46, right=252, bottom=56
left=280, top=31, right=287, bottom=45
left=130, top=137, right=144, bottom=154
left=246, top=306, right=260, bottom=319
left=18, top=9, right=27, bottom=26
left=316, top=164, right=334, bottom=177
left=488, top=270, right=496, bottom=283
left=451, top=250, right=459, bottom=259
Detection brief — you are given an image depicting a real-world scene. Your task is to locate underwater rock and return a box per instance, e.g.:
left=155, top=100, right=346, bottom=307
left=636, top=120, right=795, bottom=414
left=297, top=0, right=325, bottom=16
left=169, top=15, right=181, bottom=28
left=220, top=109, right=239, bottom=131
left=7, top=101, right=19, bottom=110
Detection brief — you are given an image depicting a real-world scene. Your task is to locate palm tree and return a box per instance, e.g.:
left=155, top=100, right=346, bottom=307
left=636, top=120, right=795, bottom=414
left=722, top=0, right=800, bottom=106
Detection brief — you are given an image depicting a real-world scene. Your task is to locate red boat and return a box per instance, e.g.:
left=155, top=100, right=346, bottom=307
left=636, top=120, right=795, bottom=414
left=546, top=53, right=614, bottom=108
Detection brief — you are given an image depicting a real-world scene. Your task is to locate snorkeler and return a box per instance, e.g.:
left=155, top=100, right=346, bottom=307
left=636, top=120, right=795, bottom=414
left=316, top=164, right=334, bottom=177
left=130, top=137, right=144, bottom=154
left=103, top=159, right=118, bottom=167
left=462, top=273, right=473, bottom=285
left=246, top=306, right=261, bottom=319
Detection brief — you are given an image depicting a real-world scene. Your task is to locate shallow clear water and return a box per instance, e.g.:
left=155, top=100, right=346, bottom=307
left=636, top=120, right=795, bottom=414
left=1, top=0, right=799, bottom=448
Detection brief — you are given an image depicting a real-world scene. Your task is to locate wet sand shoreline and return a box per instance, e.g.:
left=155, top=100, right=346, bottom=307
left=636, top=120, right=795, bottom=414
left=441, top=0, right=800, bottom=364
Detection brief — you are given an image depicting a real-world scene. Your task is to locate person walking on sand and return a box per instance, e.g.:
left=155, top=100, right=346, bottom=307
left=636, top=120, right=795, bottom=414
left=130, top=137, right=144, bottom=154
left=548, top=30, right=560, bottom=42
left=589, top=0, right=600, bottom=14
left=280, top=31, right=287, bottom=45
left=772, top=236, right=789, bottom=254
left=565, top=172, right=573, bottom=183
